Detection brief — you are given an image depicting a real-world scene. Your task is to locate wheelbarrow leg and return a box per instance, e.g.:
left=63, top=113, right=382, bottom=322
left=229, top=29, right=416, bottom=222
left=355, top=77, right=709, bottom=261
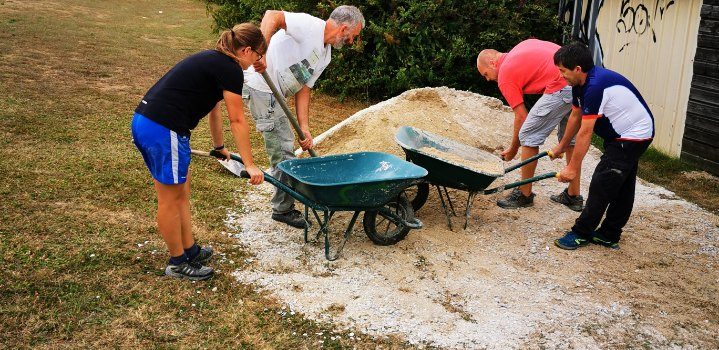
left=325, top=211, right=360, bottom=261
left=319, top=210, right=331, bottom=244
left=322, top=211, right=335, bottom=243
left=464, top=191, right=478, bottom=230
left=436, top=185, right=454, bottom=231
left=304, top=205, right=310, bottom=242
left=443, top=186, right=457, bottom=217
left=306, top=207, right=327, bottom=243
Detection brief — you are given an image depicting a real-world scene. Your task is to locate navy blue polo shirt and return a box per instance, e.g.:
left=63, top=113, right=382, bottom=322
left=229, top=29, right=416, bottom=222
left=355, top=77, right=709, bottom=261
left=572, top=66, right=655, bottom=141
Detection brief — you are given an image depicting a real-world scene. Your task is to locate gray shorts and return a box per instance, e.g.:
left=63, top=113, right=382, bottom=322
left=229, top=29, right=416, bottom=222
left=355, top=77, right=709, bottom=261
left=518, top=86, right=574, bottom=147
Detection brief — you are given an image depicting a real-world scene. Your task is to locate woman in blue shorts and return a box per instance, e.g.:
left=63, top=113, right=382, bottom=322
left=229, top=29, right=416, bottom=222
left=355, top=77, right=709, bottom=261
left=131, top=23, right=265, bottom=281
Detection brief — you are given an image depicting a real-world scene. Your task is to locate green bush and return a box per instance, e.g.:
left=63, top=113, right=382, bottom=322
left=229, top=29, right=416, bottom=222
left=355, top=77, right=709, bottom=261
left=203, top=0, right=562, bottom=100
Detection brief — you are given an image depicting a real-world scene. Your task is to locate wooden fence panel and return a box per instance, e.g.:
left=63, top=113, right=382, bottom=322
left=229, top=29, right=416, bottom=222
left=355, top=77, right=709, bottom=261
left=683, top=2, right=719, bottom=175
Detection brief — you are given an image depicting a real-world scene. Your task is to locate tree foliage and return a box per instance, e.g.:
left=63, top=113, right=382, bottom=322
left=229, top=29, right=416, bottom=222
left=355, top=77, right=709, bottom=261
left=203, top=0, right=562, bottom=100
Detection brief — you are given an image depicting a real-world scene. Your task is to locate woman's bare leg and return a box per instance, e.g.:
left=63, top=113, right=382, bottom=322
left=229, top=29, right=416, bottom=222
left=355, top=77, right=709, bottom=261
left=153, top=180, right=188, bottom=257
left=179, top=170, right=194, bottom=249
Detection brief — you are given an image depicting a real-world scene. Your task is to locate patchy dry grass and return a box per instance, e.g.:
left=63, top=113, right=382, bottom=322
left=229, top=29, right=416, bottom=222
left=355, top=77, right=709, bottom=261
left=1, top=0, right=716, bottom=348
left=0, top=0, right=410, bottom=348
left=637, top=148, right=719, bottom=213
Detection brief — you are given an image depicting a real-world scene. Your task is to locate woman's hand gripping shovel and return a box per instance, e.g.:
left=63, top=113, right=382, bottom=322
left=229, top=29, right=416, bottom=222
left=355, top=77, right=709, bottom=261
left=190, top=149, right=264, bottom=184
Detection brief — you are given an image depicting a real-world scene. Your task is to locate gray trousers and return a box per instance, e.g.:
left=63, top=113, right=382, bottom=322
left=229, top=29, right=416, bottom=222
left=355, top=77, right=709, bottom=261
left=243, top=85, right=297, bottom=214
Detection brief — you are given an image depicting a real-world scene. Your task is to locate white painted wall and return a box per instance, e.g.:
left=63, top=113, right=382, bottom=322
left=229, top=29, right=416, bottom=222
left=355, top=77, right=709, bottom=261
left=595, top=0, right=702, bottom=156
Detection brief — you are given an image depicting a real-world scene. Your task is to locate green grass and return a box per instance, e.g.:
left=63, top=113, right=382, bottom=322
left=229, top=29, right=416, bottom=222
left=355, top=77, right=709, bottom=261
left=637, top=148, right=719, bottom=213
left=639, top=147, right=694, bottom=173
left=0, top=0, right=408, bottom=348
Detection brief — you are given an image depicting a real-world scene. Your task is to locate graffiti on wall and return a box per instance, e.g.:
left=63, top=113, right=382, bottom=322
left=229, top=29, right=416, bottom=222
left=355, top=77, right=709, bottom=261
left=616, top=0, right=675, bottom=52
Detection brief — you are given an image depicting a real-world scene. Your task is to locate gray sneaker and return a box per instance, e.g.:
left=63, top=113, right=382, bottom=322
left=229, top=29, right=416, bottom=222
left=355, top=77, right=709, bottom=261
left=165, top=262, right=214, bottom=281
left=550, top=188, right=584, bottom=212
left=272, top=209, right=309, bottom=229
left=497, top=188, right=535, bottom=209
left=188, top=246, right=213, bottom=265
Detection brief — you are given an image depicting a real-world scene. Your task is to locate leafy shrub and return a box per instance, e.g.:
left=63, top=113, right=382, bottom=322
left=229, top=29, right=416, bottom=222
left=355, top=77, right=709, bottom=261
left=203, top=0, right=562, bottom=100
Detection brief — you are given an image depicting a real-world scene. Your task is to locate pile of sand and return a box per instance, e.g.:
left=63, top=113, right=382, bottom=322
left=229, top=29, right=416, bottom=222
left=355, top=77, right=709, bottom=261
left=313, top=88, right=510, bottom=157
left=229, top=87, right=719, bottom=349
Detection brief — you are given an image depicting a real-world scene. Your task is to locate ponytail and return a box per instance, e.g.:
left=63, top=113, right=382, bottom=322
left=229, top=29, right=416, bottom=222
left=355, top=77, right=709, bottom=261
left=215, top=22, right=267, bottom=65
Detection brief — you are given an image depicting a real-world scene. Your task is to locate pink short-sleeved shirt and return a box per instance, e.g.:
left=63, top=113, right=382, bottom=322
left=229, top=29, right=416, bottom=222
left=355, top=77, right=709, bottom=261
left=496, top=39, right=567, bottom=109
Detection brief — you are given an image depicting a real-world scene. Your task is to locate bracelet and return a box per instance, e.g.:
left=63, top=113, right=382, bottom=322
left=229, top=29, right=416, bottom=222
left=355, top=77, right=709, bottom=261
left=213, top=144, right=225, bottom=151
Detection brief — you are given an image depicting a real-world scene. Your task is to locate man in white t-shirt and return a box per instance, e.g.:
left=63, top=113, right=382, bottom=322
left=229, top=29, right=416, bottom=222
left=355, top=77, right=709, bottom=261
left=243, top=5, right=364, bottom=228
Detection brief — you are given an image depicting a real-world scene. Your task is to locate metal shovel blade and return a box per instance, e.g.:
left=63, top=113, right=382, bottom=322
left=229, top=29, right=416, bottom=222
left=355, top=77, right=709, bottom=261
left=190, top=149, right=248, bottom=178
left=216, top=157, right=246, bottom=177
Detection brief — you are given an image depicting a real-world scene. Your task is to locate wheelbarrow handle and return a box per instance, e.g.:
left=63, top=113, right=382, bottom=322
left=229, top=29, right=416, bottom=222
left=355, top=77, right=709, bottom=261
left=483, top=171, right=559, bottom=194
left=503, top=150, right=563, bottom=174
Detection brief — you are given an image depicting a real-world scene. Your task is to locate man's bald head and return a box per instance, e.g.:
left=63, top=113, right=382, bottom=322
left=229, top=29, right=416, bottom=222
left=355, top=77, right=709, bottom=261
left=477, top=49, right=502, bottom=82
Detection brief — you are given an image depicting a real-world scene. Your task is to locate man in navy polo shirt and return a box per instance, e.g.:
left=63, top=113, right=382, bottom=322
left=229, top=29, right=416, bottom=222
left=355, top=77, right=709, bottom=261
left=549, top=42, right=654, bottom=250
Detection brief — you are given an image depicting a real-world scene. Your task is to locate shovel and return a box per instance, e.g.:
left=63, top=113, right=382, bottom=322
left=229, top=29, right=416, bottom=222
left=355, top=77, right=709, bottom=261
left=260, top=71, right=318, bottom=157
left=191, top=149, right=296, bottom=193
left=191, top=149, right=249, bottom=178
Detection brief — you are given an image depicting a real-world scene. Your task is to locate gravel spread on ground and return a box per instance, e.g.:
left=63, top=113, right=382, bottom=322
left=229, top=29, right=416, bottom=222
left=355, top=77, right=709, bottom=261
left=226, top=87, right=719, bottom=349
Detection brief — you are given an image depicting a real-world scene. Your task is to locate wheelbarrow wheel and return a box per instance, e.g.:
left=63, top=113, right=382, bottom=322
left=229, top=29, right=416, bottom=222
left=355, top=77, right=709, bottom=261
left=362, top=195, right=414, bottom=246
left=403, top=155, right=430, bottom=211
left=406, top=183, right=429, bottom=211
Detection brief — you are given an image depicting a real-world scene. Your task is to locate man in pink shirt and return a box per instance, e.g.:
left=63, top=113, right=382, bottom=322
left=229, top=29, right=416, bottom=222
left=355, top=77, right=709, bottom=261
left=477, top=39, right=582, bottom=211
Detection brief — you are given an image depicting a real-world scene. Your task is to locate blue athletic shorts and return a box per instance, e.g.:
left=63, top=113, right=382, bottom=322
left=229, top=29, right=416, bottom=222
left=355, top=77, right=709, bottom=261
left=131, top=113, right=190, bottom=185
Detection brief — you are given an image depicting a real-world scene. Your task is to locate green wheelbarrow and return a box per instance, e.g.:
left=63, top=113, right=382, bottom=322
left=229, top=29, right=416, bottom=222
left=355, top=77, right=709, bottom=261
left=193, top=150, right=428, bottom=260
left=395, top=126, right=559, bottom=230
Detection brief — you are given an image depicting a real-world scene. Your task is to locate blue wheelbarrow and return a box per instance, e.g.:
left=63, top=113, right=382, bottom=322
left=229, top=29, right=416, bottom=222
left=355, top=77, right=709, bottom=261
left=394, top=126, right=560, bottom=230
left=193, top=150, right=427, bottom=260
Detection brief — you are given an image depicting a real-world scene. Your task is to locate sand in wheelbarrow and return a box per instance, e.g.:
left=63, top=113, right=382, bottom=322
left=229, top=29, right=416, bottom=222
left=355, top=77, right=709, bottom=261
left=418, top=146, right=505, bottom=175
left=230, top=87, right=719, bottom=349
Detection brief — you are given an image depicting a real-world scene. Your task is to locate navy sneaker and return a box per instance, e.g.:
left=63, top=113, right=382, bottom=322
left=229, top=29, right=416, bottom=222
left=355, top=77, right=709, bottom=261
left=591, top=232, right=620, bottom=250
left=554, top=231, right=590, bottom=250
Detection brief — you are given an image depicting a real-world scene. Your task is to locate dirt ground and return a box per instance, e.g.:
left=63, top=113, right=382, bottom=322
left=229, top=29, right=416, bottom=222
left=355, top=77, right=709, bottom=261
left=226, top=88, right=719, bottom=349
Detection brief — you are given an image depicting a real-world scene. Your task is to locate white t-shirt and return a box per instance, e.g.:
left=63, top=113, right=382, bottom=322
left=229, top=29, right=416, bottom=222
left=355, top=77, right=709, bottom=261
left=244, top=12, right=331, bottom=97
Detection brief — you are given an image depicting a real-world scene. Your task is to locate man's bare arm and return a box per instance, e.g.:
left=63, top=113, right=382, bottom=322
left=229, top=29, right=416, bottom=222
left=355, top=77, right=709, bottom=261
left=260, top=10, right=286, bottom=47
